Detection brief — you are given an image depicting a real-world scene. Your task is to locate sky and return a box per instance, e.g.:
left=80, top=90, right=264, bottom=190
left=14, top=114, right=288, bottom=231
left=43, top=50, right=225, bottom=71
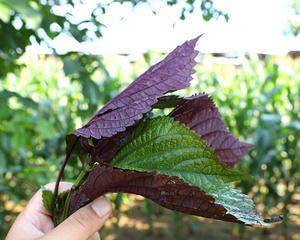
left=29, top=0, right=300, bottom=55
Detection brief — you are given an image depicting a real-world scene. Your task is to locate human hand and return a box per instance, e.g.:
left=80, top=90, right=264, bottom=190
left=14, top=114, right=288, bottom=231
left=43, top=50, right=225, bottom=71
left=6, top=182, right=112, bottom=240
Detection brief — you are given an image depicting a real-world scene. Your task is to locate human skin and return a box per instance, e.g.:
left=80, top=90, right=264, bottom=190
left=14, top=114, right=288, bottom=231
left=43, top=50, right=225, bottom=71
left=6, top=182, right=112, bottom=240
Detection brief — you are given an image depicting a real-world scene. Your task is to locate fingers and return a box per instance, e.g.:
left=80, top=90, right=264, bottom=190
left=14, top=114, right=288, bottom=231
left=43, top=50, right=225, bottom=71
left=26, top=182, right=73, bottom=216
left=88, top=233, right=101, bottom=240
left=23, top=182, right=73, bottom=233
left=42, top=198, right=112, bottom=240
left=5, top=182, right=73, bottom=240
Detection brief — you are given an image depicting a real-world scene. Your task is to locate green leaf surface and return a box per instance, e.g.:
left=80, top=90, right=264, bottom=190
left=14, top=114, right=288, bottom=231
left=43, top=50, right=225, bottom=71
left=112, top=116, right=266, bottom=225
left=42, top=189, right=54, bottom=213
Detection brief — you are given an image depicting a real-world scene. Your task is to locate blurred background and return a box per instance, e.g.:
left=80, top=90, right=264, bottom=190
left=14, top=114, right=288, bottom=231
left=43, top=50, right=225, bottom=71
left=0, top=0, right=299, bottom=239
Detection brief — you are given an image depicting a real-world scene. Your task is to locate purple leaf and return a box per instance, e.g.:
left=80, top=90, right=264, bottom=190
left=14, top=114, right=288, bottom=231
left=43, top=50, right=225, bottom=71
left=87, top=127, right=134, bottom=163
left=74, top=36, right=200, bottom=139
left=170, top=94, right=254, bottom=168
left=73, top=164, right=240, bottom=223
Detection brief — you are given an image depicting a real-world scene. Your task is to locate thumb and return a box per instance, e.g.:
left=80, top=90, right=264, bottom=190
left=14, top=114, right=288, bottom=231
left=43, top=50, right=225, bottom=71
left=42, top=198, right=112, bottom=240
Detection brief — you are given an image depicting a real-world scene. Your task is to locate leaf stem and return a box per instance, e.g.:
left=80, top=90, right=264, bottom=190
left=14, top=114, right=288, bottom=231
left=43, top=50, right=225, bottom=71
left=60, top=168, right=88, bottom=224
left=61, top=190, right=72, bottom=222
left=74, top=168, right=88, bottom=187
left=53, top=137, right=79, bottom=214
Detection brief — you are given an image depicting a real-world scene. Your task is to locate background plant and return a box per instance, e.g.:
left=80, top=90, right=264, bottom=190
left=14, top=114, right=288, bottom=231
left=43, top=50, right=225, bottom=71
left=0, top=0, right=299, bottom=239
left=1, top=53, right=299, bottom=239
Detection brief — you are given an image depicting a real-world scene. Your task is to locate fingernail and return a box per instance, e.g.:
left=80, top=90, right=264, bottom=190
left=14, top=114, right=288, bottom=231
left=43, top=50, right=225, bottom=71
left=91, top=198, right=112, bottom=218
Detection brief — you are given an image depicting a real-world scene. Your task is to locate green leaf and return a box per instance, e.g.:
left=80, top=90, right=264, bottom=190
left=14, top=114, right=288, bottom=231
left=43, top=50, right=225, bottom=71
left=63, top=59, right=81, bottom=76
left=0, top=0, right=41, bottom=27
left=36, top=118, right=57, bottom=140
left=0, top=3, right=10, bottom=22
left=42, top=189, right=54, bottom=213
left=112, top=116, right=248, bottom=182
left=112, top=116, right=266, bottom=225
left=152, top=95, right=186, bottom=109
left=0, top=151, right=6, bottom=174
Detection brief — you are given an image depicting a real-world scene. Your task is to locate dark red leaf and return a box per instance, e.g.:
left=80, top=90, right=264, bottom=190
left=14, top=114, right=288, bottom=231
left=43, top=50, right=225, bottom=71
left=170, top=94, right=254, bottom=168
left=88, top=127, right=134, bottom=163
left=74, top=36, right=200, bottom=139
left=73, top=164, right=240, bottom=223
left=69, top=190, right=89, bottom=215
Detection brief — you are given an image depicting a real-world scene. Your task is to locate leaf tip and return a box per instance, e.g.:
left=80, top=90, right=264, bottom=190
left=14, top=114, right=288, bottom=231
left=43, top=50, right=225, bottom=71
left=189, top=34, right=204, bottom=47
left=263, top=215, right=284, bottom=224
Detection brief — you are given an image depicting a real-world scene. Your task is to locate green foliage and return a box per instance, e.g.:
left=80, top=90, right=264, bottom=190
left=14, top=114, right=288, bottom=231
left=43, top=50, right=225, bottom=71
left=289, top=0, right=300, bottom=36
left=42, top=189, right=54, bottom=213
left=119, top=0, right=228, bottom=20
left=191, top=55, right=300, bottom=238
left=0, top=0, right=297, bottom=239
left=112, top=116, right=247, bottom=183
left=1, top=52, right=299, bottom=238
left=0, top=55, right=121, bottom=235
left=0, top=0, right=104, bottom=77
left=112, top=116, right=264, bottom=225
left=0, top=0, right=226, bottom=79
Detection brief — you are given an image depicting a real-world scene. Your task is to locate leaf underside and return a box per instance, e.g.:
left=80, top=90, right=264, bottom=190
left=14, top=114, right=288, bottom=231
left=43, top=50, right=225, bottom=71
left=74, top=36, right=200, bottom=139
left=76, top=164, right=240, bottom=223
left=170, top=94, right=254, bottom=168
left=79, top=127, right=134, bottom=163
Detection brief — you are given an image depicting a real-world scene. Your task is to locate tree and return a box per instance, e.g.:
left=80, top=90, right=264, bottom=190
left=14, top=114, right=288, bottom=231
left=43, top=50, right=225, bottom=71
left=289, top=0, right=300, bottom=36
left=0, top=0, right=227, bottom=79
